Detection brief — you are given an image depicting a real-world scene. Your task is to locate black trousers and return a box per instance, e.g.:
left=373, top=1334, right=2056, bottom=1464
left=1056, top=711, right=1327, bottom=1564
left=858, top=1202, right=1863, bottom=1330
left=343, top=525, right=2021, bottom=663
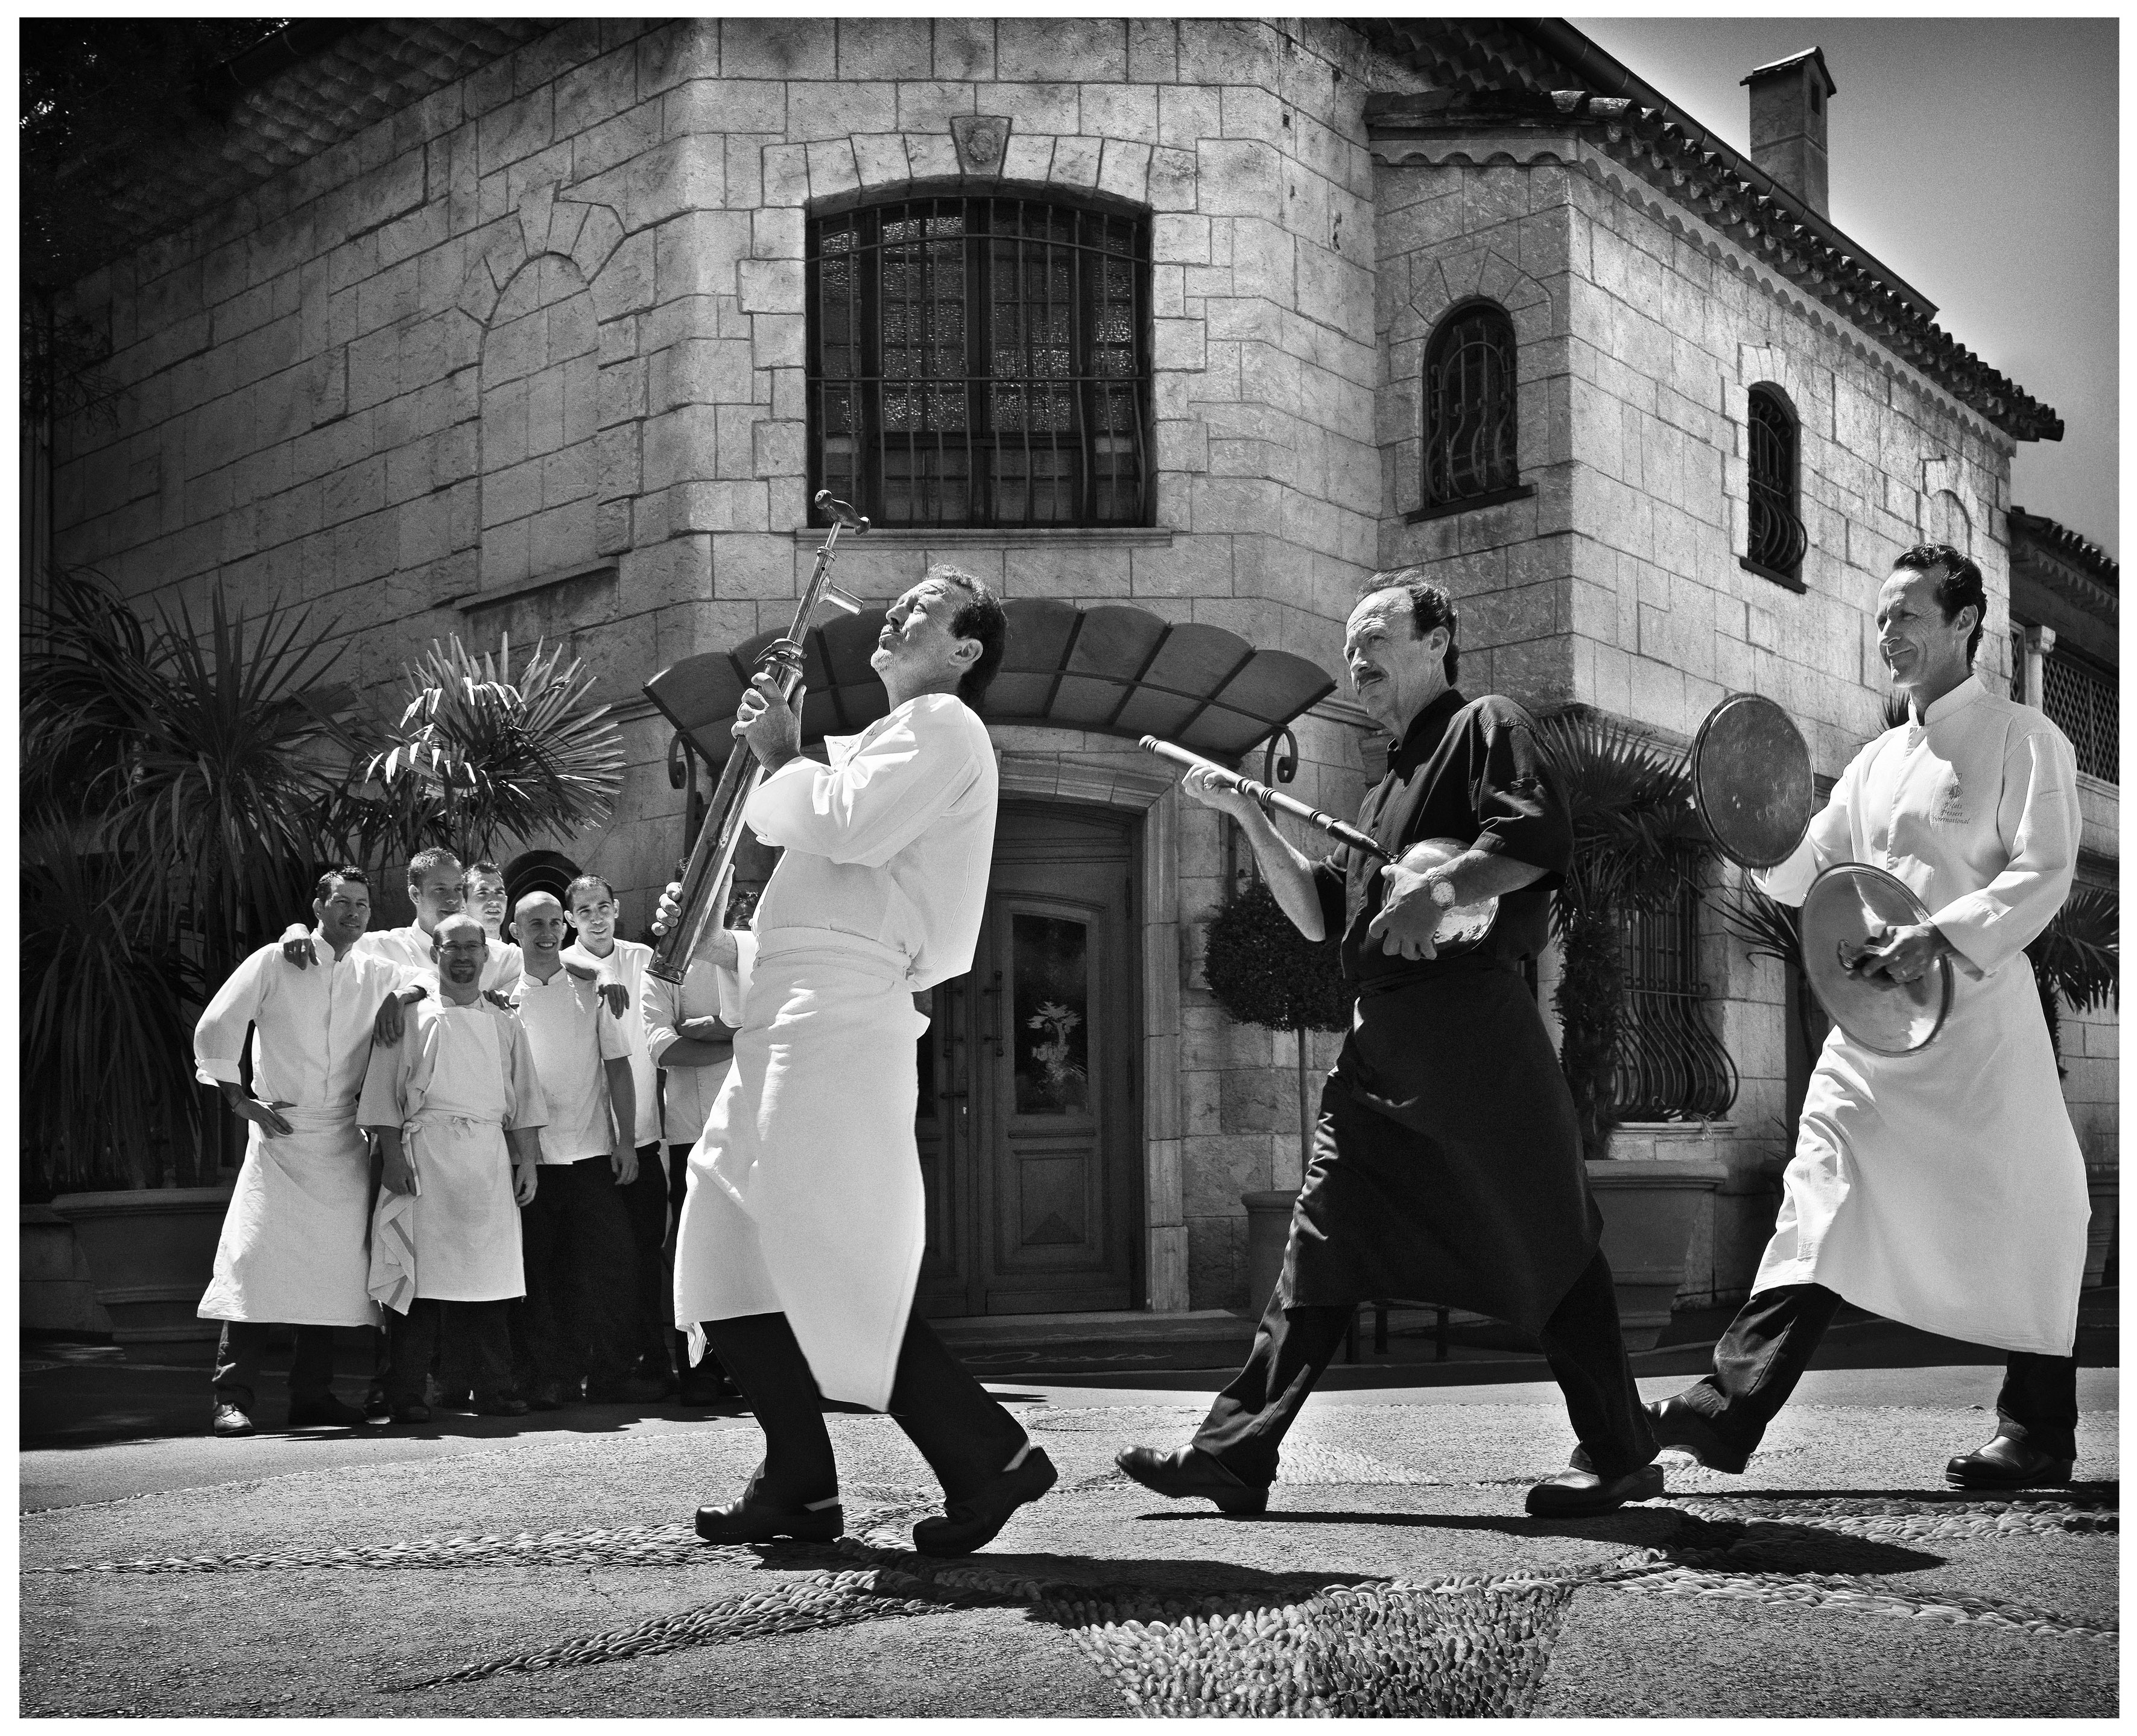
left=669, top=1141, right=728, bottom=1390
left=1195, top=1247, right=1657, bottom=1483
left=212, top=1322, right=335, bottom=1411
left=618, top=1141, right=671, bottom=1374
left=1676, top=1282, right=2082, bottom=1462
left=518, top=1154, right=638, bottom=1394
left=386, top=1299, right=513, bottom=1405
left=704, top=1311, right=1028, bottom=1506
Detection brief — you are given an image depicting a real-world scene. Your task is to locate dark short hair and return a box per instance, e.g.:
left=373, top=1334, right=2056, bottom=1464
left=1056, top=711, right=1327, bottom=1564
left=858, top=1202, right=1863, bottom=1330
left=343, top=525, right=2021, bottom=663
left=565, top=873, right=618, bottom=911
left=407, top=845, right=462, bottom=886
left=1358, top=568, right=1460, bottom=682
left=1892, top=543, right=1986, bottom=664
left=928, top=563, right=1007, bottom=705
left=461, top=858, right=504, bottom=887
left=314, top=865, right=369, bottom=900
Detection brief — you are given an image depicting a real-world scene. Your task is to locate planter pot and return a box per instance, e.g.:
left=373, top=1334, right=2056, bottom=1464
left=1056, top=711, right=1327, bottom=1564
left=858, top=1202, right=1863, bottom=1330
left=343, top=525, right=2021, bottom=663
left=21, top=1205, right=114, bottom=1336
left=48, top=1185, right=233, bottom=1342
left=1240, top=1190, right=1298, bottom=1313
left=2084, top=1165, right=2117, bottom=1290
left=1585, top=1158, right=1727, bottom=1351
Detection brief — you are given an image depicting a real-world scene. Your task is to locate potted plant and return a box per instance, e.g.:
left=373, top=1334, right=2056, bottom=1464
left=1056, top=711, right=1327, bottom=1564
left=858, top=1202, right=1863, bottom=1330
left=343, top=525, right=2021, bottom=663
left=1532, top=709, right=1725, bottom=1348
left=1200, top=874, right=1352, bottom=1308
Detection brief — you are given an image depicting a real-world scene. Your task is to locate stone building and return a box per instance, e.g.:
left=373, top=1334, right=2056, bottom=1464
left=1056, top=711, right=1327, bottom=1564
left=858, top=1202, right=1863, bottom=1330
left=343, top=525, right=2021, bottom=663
left=41, top=18, right=2115, bottom=1331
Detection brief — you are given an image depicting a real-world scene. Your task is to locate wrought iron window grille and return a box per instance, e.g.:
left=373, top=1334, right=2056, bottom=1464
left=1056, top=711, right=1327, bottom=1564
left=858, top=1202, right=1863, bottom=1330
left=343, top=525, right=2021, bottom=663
left=1611, top=847, right=1738, bottom=1122
left=1420, top=301, right=1521, bottom=511
left=806, top=194, right=1153, bottom=530
left=2042, top=648, right=2120, bottom=784
left=1743, top=385, right=1807, bottom=587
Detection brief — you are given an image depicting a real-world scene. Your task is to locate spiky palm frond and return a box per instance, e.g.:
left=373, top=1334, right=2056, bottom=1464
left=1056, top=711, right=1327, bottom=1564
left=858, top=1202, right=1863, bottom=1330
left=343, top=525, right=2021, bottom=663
left=1530, top=709, right=1695, bottom=933
left=2030, top=885, right=2118, bottom=1015
left=1718, top=880, right=1803, bottom=969
left=366, top=635, right=626, bottom=863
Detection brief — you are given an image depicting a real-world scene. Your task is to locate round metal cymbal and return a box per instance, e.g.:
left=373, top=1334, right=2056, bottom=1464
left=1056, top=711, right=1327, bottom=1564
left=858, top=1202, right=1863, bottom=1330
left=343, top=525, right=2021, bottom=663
left=1691, top=692, right=1816, bottom=869
left=1392, top=837, right=1498, bottom=953
left=1800, top=863, right=1951, bottom=1055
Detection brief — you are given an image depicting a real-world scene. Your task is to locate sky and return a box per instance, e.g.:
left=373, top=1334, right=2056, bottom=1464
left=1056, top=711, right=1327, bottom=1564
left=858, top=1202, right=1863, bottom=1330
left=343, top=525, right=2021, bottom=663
left=1572, top=17, right=2119, bottom=558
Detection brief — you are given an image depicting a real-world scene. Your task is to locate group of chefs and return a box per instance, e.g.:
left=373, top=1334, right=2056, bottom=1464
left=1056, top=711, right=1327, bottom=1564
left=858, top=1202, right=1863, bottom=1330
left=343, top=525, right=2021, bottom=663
left=191, top=849, right=748, bottom=1434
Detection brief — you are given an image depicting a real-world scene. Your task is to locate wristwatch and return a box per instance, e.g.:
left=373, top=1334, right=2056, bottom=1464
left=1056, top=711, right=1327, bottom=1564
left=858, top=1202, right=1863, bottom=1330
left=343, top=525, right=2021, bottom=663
left=1426, top=876, right=1458, bottom=911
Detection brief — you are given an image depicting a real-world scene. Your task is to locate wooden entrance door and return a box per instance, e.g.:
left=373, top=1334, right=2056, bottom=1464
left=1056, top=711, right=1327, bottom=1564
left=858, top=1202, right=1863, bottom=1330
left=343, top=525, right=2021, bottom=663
left=914, top=801, right=1140, bottom=1317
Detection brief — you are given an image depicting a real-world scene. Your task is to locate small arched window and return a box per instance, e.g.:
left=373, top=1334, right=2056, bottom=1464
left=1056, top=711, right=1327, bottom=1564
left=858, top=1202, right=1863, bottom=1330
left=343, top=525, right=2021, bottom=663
left=1418, top=300, right=1522, bottom=515
left=1744, top=384, right=1807, bottom=588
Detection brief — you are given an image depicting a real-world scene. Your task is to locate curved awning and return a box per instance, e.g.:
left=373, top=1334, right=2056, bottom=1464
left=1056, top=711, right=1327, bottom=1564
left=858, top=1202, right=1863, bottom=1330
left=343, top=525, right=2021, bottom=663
left=645, top=599, right=1337, bottom=767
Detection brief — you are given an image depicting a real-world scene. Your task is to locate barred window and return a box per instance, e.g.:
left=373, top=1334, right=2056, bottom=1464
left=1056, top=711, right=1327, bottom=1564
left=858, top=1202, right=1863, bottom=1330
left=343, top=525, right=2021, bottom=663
left=1613, top=847, right=1738, bottom=1121
left=1420, top=301, right=1520, bottom=509
left=1744, top=384, right=1807, bottom=586
left=2043, top=646, right=2119, bottom=784
left=806, top=195, right=1151, bottom=529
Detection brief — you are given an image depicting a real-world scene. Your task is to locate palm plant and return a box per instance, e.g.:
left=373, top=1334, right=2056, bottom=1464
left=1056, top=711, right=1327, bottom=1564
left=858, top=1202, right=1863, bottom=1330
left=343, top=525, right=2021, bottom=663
left=2027, top=885, right=2118, bottom=1077
left=1530, top=710, right=1697, bottom=1162
left=367, top=635, right=625, bottom=864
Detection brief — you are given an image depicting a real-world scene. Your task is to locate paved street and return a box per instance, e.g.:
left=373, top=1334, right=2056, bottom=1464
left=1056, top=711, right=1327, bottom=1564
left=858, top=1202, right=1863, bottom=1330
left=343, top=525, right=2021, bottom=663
left=20, top=1313, right=2118, bottom=1718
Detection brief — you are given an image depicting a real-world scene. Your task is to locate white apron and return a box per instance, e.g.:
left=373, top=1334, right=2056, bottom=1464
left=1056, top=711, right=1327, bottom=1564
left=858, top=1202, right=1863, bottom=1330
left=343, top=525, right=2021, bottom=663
left=1756, top=959, right=2089, bottom=1356
left=199, top=1105, right=377, bottom=1327
left=673, top=939, right=931, bottom=1410
left=366, top=1009, right=525, bottom=1308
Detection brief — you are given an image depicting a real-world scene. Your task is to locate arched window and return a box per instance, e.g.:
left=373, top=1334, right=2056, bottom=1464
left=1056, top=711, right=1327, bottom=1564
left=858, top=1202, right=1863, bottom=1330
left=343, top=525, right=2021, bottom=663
left=1419, top=300, right=1520, bottom=512
left=807, top=193, right=1151, bottom=528
left=1744, top=384, right=1807, bottom=587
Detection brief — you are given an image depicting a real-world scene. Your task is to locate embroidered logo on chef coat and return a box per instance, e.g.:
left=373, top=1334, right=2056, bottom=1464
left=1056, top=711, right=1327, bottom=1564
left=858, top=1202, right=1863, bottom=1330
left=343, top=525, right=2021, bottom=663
left=1930, top=767, right=1967, bottom=823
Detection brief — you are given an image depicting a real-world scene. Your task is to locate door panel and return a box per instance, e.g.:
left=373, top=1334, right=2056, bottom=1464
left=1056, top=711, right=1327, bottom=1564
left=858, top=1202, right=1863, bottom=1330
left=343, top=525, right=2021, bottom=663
left=913, top=800, right=1139, bottom=1317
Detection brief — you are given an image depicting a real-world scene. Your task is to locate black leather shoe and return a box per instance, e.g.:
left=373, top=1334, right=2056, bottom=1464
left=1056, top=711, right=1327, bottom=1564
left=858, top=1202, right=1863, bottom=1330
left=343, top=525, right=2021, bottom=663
left=1525, top=1451, right=1666, bottom=1518
left=1645, top=1396, right=1750, bottom=1474
left=287, top=1395, right=369, bottom=1429
left=694, top=1495, right=843, bottom=1545
left=362, top=1387, right=391, bottom=1426
left=913, top=1445, right=1058, bottom=1557
left=390, top=1400, right=432, bottom=1425
left=1945, top=1434, right=2075, bottom=1489
left=212, top=1403, right=255, bottom=1439
left=1115, top=1445, right=1269, bottom=1515
left=474, top=1395, right=530, bottom=1418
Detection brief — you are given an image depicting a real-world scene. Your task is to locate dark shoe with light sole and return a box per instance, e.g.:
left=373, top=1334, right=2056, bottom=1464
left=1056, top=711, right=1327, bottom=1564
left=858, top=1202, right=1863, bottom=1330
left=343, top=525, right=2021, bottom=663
left=1645, top=1396, right=1750, bottom=1475
left=913, top=1446, right=1059, bottom=1557
left=694, top=1496, right=844, bottom=1545
left=1115, top=1445, right=1270, bottom=1515
left=1525, top=1452, right=1666, bottom=1518
left=389, top=1400, right=432, bottom=1425
left=212, top=1403, right=256, bottom=1439
left=1945, top=1434, right=2074, bottom=1490
left=362, top=1387, right=391, bottom=1426
left=287, top=1395, right=369, bottom=1429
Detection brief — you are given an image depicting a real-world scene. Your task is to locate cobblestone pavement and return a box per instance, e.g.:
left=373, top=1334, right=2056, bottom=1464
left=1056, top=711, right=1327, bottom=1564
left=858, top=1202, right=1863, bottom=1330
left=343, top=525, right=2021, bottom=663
left=19, top=1367, right=2118, bottom=1718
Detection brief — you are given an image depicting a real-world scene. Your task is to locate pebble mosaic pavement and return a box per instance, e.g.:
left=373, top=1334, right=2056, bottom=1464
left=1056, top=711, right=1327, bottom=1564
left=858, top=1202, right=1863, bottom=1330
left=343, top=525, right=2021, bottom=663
left=23, top=1401, right=2118, bottom=1717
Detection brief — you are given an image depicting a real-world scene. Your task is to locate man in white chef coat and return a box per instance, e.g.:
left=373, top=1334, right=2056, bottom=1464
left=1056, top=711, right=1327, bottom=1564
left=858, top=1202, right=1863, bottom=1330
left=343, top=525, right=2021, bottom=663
left=642, top=924, right=753, bottom=1403
left=194, top=867, right=403, bottom=1437
left=359, top=914, right=547, bottom=1422
left=510, top=890, right=656, bottom=1407
left=665, top=565, right=1054, bottom=1559
left=1651, top=546, right=2094, bottom=1488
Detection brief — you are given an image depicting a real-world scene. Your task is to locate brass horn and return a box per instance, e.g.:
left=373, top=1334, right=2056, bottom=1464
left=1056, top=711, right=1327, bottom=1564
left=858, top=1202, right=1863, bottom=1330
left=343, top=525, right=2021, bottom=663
left=648, top=491, right=867, bottom=984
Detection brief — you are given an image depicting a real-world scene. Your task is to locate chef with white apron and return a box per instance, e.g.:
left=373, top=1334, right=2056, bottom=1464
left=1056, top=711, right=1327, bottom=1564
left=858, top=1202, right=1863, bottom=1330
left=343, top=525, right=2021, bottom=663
left=194, top=869, right=403, bottom=1436
left=358, top=913, right=547, bottom=1421
left=670, top=566, right=1053, bottom=1557
left=1651, top=548, right=2092, bottom=1490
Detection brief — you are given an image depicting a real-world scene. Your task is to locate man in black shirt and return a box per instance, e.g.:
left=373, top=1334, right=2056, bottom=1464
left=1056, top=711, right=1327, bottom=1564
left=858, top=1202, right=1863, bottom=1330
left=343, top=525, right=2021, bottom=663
left=1119, top=572, right=1661, bottom=1517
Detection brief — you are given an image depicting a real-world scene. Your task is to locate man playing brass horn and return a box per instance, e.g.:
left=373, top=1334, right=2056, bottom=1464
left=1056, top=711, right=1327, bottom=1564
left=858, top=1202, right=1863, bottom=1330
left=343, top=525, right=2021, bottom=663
left=1651, top=546, right=2093, bottom=1487
left=1121, top=571, right=1663, bottom=1518
left=661, top=564, right=1062, bottom=1555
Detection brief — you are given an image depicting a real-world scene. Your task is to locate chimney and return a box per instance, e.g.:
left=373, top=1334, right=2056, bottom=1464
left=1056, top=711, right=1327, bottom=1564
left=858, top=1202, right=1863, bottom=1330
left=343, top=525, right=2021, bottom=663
left=1741, top=47, right=1837, bottom=217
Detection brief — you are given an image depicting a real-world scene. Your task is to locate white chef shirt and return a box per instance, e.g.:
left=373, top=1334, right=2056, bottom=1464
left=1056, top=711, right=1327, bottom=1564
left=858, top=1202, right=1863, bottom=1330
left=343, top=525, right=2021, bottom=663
left=641, top=933, right=754, bottom=1146
left=194, top=930, right=404, bottom=1107
left=1757, top=676, right=2079, bottom=974
left=510, top=963, right=631, bottom=1162
left=746, top=691, right=998, bottom=990
left=563, top=936, right=660, bottom=1147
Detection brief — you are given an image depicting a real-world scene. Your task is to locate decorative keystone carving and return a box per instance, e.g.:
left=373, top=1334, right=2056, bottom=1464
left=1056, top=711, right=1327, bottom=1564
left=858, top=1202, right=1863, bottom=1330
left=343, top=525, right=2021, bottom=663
left=951, top=115, right=1012, bottom=176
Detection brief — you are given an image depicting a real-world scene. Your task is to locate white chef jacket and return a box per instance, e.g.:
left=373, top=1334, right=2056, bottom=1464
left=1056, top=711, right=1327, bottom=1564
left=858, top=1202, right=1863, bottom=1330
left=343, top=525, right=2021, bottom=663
left=1752, top=674, right=2089, bottom=1354
left=194, top=931, right=403, bottom=1104
left=748, top=692, right=998, bottom=990
left=511, top=964, right=631, bottom=1162
left=642, top=934, right=755, bottom=1147
left=565, top=937, right=660, bottom=1148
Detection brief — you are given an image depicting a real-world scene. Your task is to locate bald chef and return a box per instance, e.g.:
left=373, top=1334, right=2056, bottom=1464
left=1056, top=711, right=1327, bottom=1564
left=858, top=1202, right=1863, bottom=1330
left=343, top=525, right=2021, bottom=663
left=194, top=867, right=404, bottom=1437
